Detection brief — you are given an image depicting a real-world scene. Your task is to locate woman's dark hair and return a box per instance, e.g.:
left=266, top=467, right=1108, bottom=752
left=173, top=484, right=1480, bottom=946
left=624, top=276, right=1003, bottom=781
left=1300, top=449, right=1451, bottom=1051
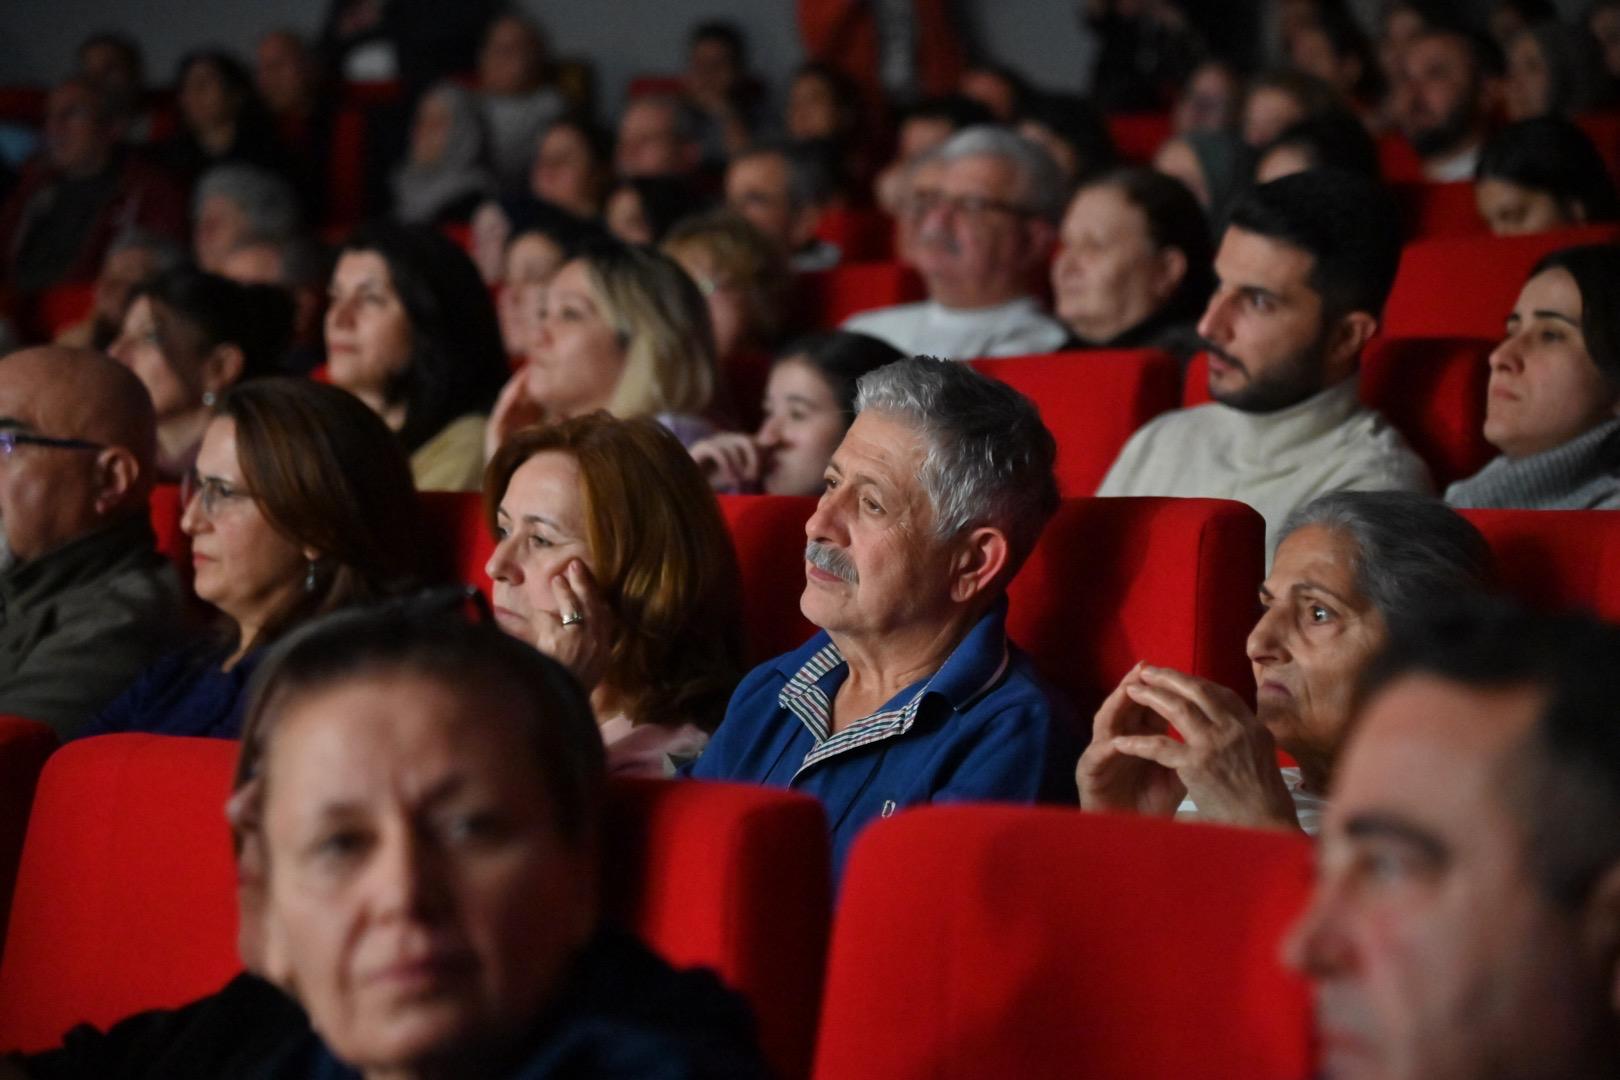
left=1528, top=243, right=1620, bottom=389
left=1302, top=3, right=1386, bottom=103
left=1260, top=109, right=1382, bottom=180
left=503, top=196, right=607, bottom=257
left=338, top=220, right=509, bottom=452
left=1477, top=118, right=1620, bottom=224
left=1020, top=92, right=1119, bottom=186
left=1081, top=166, right=1217, bottom=325
left=772, top=331, right=903, bottom=419
left=609, top=176, right=704, bottom=245
left=790, top=61, right=863, bottom=140
left=131, top=265, right=294, bottom=379
left=215, top=378, right=424, bottom=649
left=174, top=49, right=272, bottom=134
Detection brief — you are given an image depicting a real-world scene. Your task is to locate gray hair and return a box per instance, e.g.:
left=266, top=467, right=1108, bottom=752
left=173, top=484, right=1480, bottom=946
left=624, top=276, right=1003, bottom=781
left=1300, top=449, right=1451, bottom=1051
left=107, top=227, right=184, bottom=272
left=1277, top=491, right=1492, bottom=627
left=193, top=163, right=301, bottom=242
left=231, top=233, right=330, bottom=289
left=737, top=140, right=835, bottom=211
left=854, top=356, right=1058, bottom=574
left=934, top=124, right=1066, bottom=223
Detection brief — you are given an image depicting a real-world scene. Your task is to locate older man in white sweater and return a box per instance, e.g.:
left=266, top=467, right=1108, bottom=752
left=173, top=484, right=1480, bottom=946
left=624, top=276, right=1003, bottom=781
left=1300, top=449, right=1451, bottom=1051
left=1097, top=170, right=1431, bottom=553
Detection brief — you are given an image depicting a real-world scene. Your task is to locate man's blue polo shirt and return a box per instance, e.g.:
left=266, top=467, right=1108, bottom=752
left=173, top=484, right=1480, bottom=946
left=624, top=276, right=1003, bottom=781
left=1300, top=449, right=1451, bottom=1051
left=685, top=598, right=1074, bottom=878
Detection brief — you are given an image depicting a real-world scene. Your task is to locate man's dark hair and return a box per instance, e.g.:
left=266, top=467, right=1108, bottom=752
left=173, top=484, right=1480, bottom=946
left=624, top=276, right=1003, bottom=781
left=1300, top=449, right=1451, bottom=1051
left=1477, top=119, right=1620, bottom=226
left=690, top=19, right=746, bottom=67
left=1226, top=169, right=1403, bottom=320
left=736, top=138, right=839, bottom=210
left=1259, top=110, right=1382, bottom=181
left=899, top=94, right=997, bottom=134
left=130, top=266, right=294, bottom=380
left=1359, top=598, right=1620, bottom=911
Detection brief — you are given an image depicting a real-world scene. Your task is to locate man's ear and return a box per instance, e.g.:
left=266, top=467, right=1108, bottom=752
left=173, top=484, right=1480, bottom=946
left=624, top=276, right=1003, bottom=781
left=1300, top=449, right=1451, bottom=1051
left=788, top=204, right=823, bottom=251
left=200, top=343, right=245, bottom=394
left=92, top=446, right=140, bottom=516
left=950, top=525, right=1011, bottom=604
left=1152, top=246, right=1188, bottom=304
left=1323, top=310, right=1379, bottom=384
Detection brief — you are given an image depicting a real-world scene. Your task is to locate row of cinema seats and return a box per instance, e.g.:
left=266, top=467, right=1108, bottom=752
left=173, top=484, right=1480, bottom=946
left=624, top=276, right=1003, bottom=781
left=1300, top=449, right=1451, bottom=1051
left=6, top=498, right=1620, bottom=1076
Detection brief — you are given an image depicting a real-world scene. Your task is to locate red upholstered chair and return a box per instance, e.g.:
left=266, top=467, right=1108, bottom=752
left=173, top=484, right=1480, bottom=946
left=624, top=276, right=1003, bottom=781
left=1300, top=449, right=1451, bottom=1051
left=1376, top=132, right=1425, bottom=182
left=1006, top=497, right=1265, bottom=717
left=813, top=206, right=897, bottom=263
left=1574, top=110, right=1620, bottom=185
left=1383, top=225, right=1620, bottom=340
left=812, top=806, right=1316, bottom=1080
left=0, top=85, right=46, bottom=126
left=1461, top=509, right=1620, bottom=620
left=797, top=262, right=926, bottom=328
left=0, top=736, right=832, bottom=1079
left=32, top=282, right=95, bottom=340
left=717, top=494, right=818, bottom=666
left=1394, top=181, right=1488, bottom=239
left=419, top=488, right=495, bottom=594
left=970, top=349, right=1182, bottom=496
left=1105, top=111, right=1173, bottom=163
left=0, top=716, right=55, bottom=970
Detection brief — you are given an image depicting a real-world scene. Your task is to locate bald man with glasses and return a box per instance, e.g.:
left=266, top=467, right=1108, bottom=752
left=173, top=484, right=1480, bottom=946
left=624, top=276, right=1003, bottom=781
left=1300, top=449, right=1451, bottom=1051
left=0, top=346, right=184, bottom=736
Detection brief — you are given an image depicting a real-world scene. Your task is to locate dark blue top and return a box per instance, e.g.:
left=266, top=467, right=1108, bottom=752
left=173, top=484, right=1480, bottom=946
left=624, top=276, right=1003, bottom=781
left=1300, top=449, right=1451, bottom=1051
left=74, top=644, right=261, bottom=740
left=685, top=599, right=1075, bottom=879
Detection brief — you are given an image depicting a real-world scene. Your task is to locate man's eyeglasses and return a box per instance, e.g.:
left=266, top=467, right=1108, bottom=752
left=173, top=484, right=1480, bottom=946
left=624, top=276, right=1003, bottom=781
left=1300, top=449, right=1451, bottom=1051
left=182, top=471, right=257, bottom=518
left=905, top=189, right=1036, bottom=221
left=0, top=431, right=105, bottom=457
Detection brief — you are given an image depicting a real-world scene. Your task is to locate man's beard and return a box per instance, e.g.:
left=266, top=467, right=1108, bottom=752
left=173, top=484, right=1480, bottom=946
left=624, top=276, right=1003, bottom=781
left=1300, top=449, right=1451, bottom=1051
left=1205, top=326, right=1334, bottom=414
left=1407, top=97, right=1479, bottom=160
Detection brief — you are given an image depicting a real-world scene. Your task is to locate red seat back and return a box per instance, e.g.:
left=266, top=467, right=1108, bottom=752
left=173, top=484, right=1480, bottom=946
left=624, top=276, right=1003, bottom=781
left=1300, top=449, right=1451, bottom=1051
left=1574, top=109, right=1620, bottom=186
left=0, top=85, right=46, bottom=127
left=419, top=488, right=495, bottom=594
left=0, top=737, right=832, bottom=1079
left=797, top=262, right=926, bottom=328
left=813, top=806, right=1315, bottom=1080
left=0, top=717, right=55, bottom=971
left=1377, top=132, right=1425, bottom=182
left=1383, top=225, right=1620, bottom=340
left=813, top=206, right=896, bottom=263
left=970, top=349, right=1182, bottom=496
left=1105, top=112, right=1172, bottom=163
left=1462, top=509, right=1620, bottom=620
left=1006, top=497, right=1265, bottom=716
left=34, top=283, right=95, bottom=339
left=1394, top=180, right=1487, bottom=239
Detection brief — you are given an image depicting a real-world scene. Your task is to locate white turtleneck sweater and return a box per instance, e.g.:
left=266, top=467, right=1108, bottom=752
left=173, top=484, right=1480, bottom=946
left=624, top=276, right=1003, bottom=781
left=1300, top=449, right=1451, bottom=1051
left=1097, top=376, right=1433, bottom=553
left=842, top=295, right=1068, bottom=361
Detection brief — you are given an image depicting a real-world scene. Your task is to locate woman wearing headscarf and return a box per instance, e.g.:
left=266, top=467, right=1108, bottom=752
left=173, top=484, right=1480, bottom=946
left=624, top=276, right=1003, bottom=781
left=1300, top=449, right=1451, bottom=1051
left=391, top=81, right=494, bottom=226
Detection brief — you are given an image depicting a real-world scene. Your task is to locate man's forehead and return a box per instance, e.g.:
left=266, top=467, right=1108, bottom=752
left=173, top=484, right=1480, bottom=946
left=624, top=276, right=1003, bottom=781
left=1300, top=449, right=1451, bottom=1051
left=942, top=153, right=1021, bottom=195
left=1215, top=227, right=1316, bottom=291
left=832, top=411, right=927, bottom=481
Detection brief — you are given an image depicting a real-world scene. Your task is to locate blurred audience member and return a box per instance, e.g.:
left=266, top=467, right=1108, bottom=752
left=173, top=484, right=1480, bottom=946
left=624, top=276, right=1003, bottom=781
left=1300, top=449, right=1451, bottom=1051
left=219, top=233, right=332, bottom=374
left=1052, top=167, right=1214, bottom=358
left=76, top=31, right=154, bottom=143
left=193, top=163, right=301, bottom=273
left=1489, top=0, right=1560, bottom=48
left=1591, top=0, right=1620, bottom=93
left=1288, top=4, right=1384, bottom=115
left=873, top=94, right=994, bottom=215
left=528, top=113, right=612, bottom=219
left=689, top=330, right=901, bottom=495
left=487, top=239, right=719, bottom=455
left=317, top=0, right=499, bottom=92
left=79, top=379, right=421, bottom=740
left=1016, top=93, right=1118, bottom=191
left=1474, top=117, right=1620, bottom=235
left=893, top=153, right=948, bottom=267
left=160, top=50, right=285, bottom=185
left=726, top=141, right=842, bottom=271
left=0, top=347, right=183, bottom=737
left=1448, top=245, right=1620, bottom=510
left=326, top=222, right=509, bottom=491
left=1504, top=21, right=1600, bottom=121
left=485, top=413, right=743, bottom=772
left=1152, top=129, right=1252, bottom=221
left=1099, top=171, right=1430, bottom=551
left=392, top=82, right=493, bottom=227
left=958, top=63, right=1031, bottom=122
left=1241, top=68, right=1347, bottom=149
left=845, top=127, right=1067, bottom=359
left=1393, top=27, right=1498, bottom=181
left=1172, top=59, right=1244, bottom=136
left=682, top=20, right=760, bottom=165
left=615, top=94, right=702, bottom=180
left=1254, top=110, right=1382, bottom=183
left=783, top=62, right=868, bottom=185
left=54, top=229, right=183, bottom=351
left=0, top=79, right=185, bottom=295
left=476, top=12, right=566, bottom=192
left=254, top=30, right=320, bottom=134
left=1086, top=0, right=1207, bottom=112
left=109, top=266, right=293, bottom=481
left=1078, top=491, right=1489, bottom=834
left=603, top=175, right=700, bottom=246
left=486, top=201, right=602, bottom=358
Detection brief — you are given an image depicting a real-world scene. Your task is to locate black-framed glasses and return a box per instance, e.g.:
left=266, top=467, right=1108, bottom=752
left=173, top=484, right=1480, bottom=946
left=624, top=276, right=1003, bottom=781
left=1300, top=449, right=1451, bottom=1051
left=0, top=431, right=105, bottom=457
left=905, top=189, right=1036, bottom=221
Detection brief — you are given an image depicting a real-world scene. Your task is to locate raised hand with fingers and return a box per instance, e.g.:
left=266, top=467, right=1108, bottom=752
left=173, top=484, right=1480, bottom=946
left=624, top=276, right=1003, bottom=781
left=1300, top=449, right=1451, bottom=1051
left=689, top=432, right=764, bottom=491
left=486, top=365, right=547, bottom=461
left=1076, top=662, right=1189, bottom=817
left=531, top=558, right=616, bottom=694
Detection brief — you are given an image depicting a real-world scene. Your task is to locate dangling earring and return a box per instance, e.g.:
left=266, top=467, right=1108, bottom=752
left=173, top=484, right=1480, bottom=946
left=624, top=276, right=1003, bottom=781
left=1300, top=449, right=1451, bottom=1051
left=201, top=390, right=217, bottom=408
left=304, top=559, right=318, bottom=593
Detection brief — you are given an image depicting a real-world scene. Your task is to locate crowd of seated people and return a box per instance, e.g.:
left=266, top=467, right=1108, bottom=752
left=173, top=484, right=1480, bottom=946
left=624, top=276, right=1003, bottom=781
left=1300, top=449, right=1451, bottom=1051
left=7, top=1, right=1620, bottom=1074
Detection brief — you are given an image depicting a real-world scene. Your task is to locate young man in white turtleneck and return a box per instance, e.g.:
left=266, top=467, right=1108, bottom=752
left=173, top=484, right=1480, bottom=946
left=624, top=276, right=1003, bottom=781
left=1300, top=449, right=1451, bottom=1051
left=1097, top=170, right=1432, bottom=555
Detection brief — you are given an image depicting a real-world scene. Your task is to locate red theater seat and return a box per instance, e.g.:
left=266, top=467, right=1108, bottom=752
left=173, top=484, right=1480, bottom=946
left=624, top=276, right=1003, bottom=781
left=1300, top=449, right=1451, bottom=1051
left=797, top=262, right=926, bottom=328
left=970, top=349, right=1181, bottom=496
left=1006, top=497, right=1265, bottom=717
left=1183, top=336, right=1497, bottom=488
left=1462, top=509, right=1620, bottom=620
left=813, top=206, right=896, bottom=263
left=33, top=282, right=95, bottom=339
left=419, top=488, right=495, bottom=593
left=0, top=717, right=55, bottom=969
left=1377, top=132, right=1424, bottom=182
left=1394, top=181, right=1488, bottom=239
left=813, top=806, right=1315, bottom=1080
left=1105, top=111, right=1172, bottom=163
left=0, top=736, right=832, bottom=1079
left=1575, top=110, right=1620, bottom=185
left=1383, top=225, right=1620, bottom=340
left=0, top=85, right=46, bottom=127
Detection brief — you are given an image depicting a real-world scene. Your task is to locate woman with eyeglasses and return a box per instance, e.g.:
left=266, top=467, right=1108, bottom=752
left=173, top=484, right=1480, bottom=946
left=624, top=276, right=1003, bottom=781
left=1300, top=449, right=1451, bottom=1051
left=74, top=379, right=423, bottom=740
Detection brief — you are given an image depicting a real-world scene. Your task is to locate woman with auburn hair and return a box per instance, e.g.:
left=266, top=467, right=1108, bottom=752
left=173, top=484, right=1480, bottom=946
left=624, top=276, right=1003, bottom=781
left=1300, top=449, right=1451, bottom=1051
left=485, top=238, right=721, bottom=459
left=77, top=378, right=423, bottom=739
left=484, top=412, right=743, bottom=773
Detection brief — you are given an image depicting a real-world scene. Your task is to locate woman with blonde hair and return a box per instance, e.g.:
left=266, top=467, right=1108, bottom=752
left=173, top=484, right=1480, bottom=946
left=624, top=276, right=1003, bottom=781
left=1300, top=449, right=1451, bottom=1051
left=485, top=238, right=720, bottom=457
left=484, top=412, right=744, bottom=773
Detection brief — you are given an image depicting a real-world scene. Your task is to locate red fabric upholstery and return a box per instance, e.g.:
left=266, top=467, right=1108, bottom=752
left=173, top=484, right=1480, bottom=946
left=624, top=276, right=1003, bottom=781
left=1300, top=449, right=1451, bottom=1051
left=0, top=717, right=55, bottom=971
left=812, top=206, right=896, bottom=263
left=970, top=349, right=1181, bottom=496
left=1462, top=509, right=1620, bottom=620
left=0, top=736, right=832, bottom=1078
left=0, top=86, right=46, bottom=126
left=326, top=104, right=369, bottom=229
left=1393, top=181, right=1487, bottom=239
left=1383, top=225, right=1620, bottom=340
left=1183, top=337, right=1497, bottom=488
left=1006, top=497, right=1265, bottom=717
left=1376, top=133, right=1424, bottom=182
left=1574, top=110, right=1620, bottom=185
left=149, top=483, right=188, bottom=567
left=419, top=489, right=496, bottom=594
left=1104, top=112, right=1172, bottom=163
left=34, top=283, right=95, bottom=338
left=717, top=495, right=819, bottom=667
left=813, top=806, right=1315, bottom=1080
left=797, top=262, right=926, bottom=328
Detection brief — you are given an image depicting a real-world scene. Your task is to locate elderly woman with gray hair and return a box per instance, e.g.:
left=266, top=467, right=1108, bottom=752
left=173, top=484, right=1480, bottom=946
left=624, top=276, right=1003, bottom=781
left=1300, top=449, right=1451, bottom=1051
left=1077, top=490, right=1492, bottom=835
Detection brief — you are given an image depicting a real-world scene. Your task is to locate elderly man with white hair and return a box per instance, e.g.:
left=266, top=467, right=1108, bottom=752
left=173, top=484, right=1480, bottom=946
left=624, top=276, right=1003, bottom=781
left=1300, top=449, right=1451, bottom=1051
left=192, top=162, right=301, bottom=273
left=686, top=356, right=1073, bottom=876
left=842, top=126, right=1069, bottom=360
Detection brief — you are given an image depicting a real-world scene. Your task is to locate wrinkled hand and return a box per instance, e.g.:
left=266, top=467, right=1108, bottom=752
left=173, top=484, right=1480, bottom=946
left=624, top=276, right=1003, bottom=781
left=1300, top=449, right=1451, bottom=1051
left=689, top=432, right=763, bottom=491
left=1076, top=663, right=1188, bottom=817
left=530, top=559, right=616, bottom=694
left=486, top=365, right=546, bottom=462
left=1111, top=666, right=1300, bottom=831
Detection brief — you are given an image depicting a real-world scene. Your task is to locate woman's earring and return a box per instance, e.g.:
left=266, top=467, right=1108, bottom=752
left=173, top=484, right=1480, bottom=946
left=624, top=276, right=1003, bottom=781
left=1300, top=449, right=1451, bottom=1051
left=304, top=559, right=318, bottom=593
left=202, top=390, right=217, bottom=408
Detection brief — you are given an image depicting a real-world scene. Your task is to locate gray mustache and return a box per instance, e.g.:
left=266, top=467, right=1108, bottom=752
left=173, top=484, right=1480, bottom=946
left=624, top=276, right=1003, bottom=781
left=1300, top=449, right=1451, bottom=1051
left=805, top=541, right=859, bottom=584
